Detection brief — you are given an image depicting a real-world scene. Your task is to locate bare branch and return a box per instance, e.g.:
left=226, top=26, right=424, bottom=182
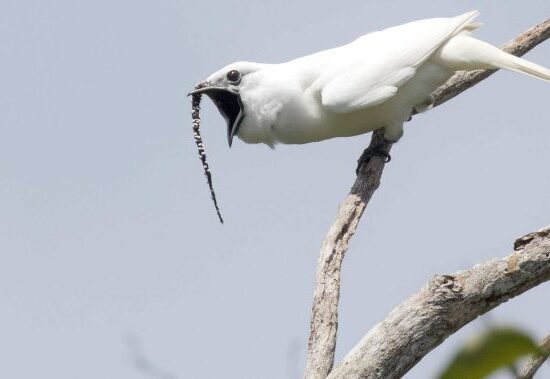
left=305, top=131, right=390, bottom=378
left=517, top=333, right=550, bottom=379
left=326, top=226, right=550, bottom=378
left=305, top=17, right=550, bottom=379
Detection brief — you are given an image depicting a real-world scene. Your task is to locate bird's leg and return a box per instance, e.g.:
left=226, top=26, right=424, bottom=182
left=356, top=142, right=391, bottom=175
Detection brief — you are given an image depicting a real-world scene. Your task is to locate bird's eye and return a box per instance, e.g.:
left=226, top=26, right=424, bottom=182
left=226, top=70, right=241, bottom=83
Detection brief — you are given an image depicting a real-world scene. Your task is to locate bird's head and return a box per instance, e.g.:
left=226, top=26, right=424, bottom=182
left=189, top=62, right=263, bottom=147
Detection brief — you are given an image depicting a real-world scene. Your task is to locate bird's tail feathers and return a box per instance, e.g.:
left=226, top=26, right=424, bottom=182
left=435, top=34, right=550, bottom=82
left=495, top=52, right=550, bottom=82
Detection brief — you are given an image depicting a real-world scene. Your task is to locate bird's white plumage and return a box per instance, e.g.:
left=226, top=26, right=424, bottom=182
left=199, top=11, right=549, bottom=147
left=321, top=11, right=479, bottom=113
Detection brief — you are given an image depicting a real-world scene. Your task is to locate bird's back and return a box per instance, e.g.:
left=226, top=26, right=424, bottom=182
left=264, top=12, right=480, bottom=144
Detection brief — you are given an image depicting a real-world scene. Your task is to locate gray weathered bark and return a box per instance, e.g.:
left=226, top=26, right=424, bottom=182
left=327, top=226, right=550, bottom=378
left=517, top=332, right=550, bottom=379
left=305, top=17, right=550, bottom=379
left=306, top=131, right=391, bottom=378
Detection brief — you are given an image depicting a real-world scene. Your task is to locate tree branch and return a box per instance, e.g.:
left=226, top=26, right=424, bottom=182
left=326, top=226, right=550, bottom=378
left=305, top=17, right=550, bottom=379
left=517, top=332, right=550, bottom=379
left=305, top=130, right=390, bottom=378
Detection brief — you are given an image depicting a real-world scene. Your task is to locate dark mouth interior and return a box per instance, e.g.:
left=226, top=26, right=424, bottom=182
left=205, top=89, right=241, bottom=129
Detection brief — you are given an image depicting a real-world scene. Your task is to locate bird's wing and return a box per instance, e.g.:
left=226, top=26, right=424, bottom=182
left=321, top=10, right=479, bottom=113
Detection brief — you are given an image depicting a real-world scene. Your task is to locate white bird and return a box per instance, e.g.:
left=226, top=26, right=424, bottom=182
left=190, top=10, right=549, bottom=155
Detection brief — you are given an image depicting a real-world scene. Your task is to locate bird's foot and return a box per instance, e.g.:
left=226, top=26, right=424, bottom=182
left=356, top=145, right=391, bottom=175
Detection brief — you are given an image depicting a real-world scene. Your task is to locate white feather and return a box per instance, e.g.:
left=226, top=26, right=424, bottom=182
left=200, top=11, right=549, bottom=147
left=320, top=11, right=480, bottom=113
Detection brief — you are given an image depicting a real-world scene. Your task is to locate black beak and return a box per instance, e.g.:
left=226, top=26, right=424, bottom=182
left=188, top=83, right=245, bottom=147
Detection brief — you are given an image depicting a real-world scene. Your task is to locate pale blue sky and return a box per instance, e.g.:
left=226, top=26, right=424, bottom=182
left=1, top=1, right=550, bottom=378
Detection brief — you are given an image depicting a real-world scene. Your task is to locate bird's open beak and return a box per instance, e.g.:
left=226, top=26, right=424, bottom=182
left=188, top=82, right=245, bottom=147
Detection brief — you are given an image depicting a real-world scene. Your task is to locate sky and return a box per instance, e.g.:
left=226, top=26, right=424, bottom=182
left=1, top=1, right=550, bottom=378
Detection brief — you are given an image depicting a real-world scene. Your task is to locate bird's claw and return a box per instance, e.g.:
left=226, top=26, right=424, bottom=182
left=356, top=146, right=392, bottom=175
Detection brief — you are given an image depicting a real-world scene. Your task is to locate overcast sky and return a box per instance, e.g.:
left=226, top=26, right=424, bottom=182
left=2, top=1, right=550, bottom=378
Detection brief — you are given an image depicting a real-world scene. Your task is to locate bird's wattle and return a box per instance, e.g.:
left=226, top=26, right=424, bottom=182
left=203, top=88, right=244, bottom=147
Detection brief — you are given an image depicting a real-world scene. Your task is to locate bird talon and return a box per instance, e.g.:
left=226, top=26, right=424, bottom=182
left=356, top=146, right=392, bottom=175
